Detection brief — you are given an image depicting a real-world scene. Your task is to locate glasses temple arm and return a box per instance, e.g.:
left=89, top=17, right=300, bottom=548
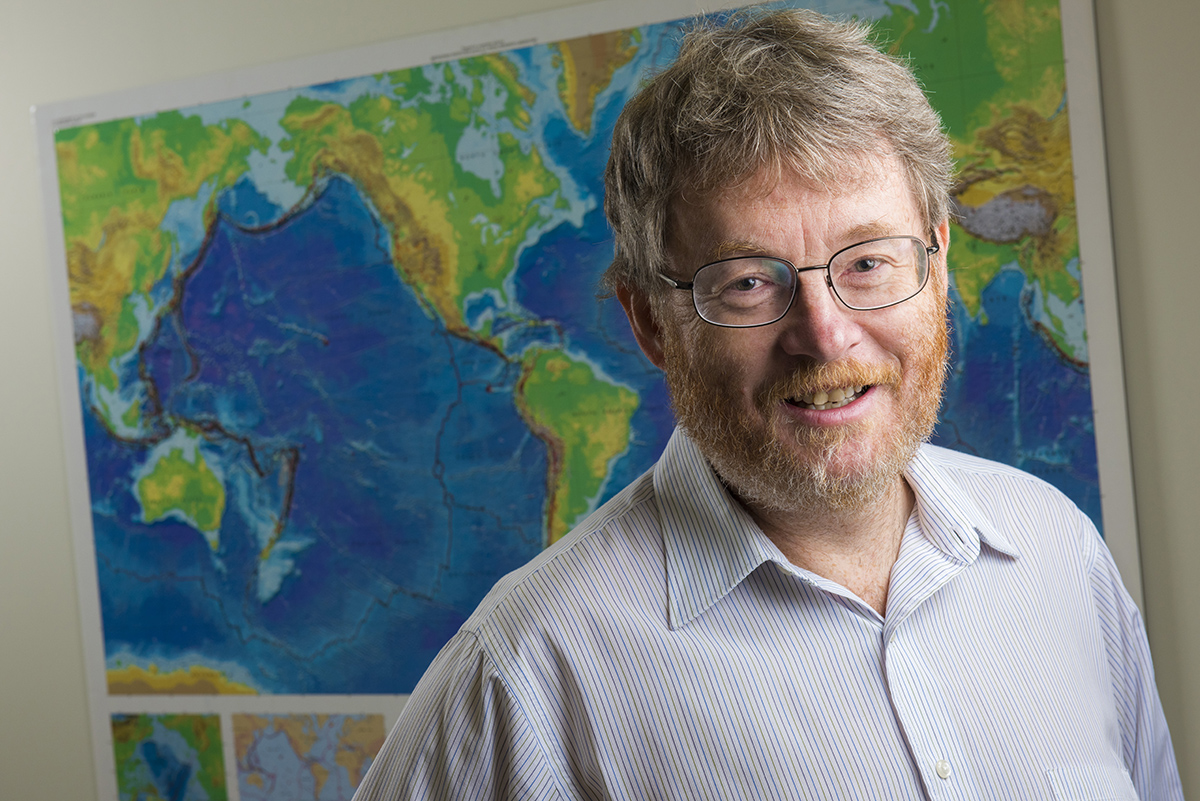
left=658, top=273, right=694, bottom=291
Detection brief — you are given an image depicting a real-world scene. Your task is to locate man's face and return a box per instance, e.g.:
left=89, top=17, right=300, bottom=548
left=647, top=154, right=950, bottom=514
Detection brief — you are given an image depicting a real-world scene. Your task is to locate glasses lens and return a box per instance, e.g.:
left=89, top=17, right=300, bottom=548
left=692, top=258, right=796, bottom=327
left=828, top=237, right=928, bottom=310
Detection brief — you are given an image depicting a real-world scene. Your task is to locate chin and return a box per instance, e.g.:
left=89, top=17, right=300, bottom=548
left=696, top=416, right=917, bottom=515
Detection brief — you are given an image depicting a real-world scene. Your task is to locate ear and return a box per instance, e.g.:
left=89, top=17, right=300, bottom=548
left=933, top=218, right=951, bottom=294
left=616, top=284, right=667, bottom=370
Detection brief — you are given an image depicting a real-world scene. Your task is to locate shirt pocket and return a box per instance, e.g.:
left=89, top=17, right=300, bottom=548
left=1046, top=765, right=1140, bottom=801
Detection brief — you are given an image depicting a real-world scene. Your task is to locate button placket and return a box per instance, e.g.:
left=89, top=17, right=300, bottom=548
left=883, top=625, right=977, bottom=797
left=881, top=503, right=980, bottom=797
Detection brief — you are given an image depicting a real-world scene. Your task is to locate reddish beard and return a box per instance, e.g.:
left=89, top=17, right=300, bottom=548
left=660, top=300, right=949, bottom=514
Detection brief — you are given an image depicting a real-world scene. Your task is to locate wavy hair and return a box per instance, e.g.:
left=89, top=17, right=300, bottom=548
left=602, top=8, right=953, bottom=296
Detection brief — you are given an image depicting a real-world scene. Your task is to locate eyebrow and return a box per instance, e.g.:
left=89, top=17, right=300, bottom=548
left=839, top=221, right=900, bottom=245
left=705, top=221, right=905, bottom=265
left=708, top=240, right=770, bottom=262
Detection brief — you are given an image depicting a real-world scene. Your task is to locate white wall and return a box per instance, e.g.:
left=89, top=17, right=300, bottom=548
left=0, top=0, right=1195, bottom=798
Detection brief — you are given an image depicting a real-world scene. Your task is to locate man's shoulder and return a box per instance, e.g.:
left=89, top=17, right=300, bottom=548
left=914, top=442, right=1099, bottom=563
left=917, top=442, right=1076, bottom=499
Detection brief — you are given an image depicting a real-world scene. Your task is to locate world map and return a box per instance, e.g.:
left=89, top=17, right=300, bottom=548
left=55, top=0, right=1092, bottom=720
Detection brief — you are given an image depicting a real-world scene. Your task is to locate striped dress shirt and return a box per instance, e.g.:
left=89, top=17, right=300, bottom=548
left=353, top=429, right=1182, bottom=800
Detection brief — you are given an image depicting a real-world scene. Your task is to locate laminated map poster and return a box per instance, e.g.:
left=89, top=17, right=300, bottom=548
left=36, top=0, right=1133, bottom=798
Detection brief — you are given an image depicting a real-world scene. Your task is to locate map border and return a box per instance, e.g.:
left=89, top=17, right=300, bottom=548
left=32, top=0, right=1135, bottom=798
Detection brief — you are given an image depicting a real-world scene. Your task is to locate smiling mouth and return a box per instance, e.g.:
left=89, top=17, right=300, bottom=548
left=787, top=385, right=868, bottom=411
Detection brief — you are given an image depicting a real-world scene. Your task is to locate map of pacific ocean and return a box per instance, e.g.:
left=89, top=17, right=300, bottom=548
left=56, top=0, right=1093, bottom=721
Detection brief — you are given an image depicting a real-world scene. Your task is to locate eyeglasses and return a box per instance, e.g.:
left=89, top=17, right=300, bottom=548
left=659, top=235, right=938, bottom=328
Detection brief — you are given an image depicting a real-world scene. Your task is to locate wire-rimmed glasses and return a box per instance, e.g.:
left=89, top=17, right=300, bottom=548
left=659, top=235, right=938, bottom=328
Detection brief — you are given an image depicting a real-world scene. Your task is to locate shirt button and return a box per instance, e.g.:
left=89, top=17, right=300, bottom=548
left=935, top=759, right=952, bottom=780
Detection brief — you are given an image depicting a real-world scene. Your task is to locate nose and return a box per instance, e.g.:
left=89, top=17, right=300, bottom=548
left=775, top=270, right=862, bottom=361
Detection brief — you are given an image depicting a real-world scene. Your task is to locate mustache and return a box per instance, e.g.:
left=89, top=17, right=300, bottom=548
left=756, top=359, right=902, bottom=405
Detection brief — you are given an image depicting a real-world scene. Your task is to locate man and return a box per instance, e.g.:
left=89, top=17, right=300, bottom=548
left=354, top=9, right=1182, bottom=799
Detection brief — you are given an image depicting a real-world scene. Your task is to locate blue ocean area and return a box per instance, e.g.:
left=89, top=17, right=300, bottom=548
left=94, top=177, right=550, bottom=693
left=936, top=268, right=1101, bottom=530
left=139, top=740, right=192, bottom=801
left=217, top=175, right=285, bottom=230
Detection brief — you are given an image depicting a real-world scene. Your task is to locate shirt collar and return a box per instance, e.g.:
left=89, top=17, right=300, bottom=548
left=903, top=445, right=1022, bottom=562
left=655, top=431, right=1021, bottom=630
left=654, top=430, right=781, bottom=630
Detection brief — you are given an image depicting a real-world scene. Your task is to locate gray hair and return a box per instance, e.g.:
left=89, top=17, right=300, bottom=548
left=602, top=8, right=953, bottom=296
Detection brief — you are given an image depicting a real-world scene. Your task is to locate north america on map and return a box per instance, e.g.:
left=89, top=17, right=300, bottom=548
left=56, top=0, right=1094, bottom=710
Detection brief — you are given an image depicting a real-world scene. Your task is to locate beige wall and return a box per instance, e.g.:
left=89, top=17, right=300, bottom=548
left=1094, top=0, right=1200, bottom=790
left=0, top=0, right=1194, bottom=797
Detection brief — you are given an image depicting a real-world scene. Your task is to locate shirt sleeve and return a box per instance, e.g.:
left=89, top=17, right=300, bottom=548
left=352, top=630, right=564, bottom=801
left=1084, top=513, right=1184, bottom=800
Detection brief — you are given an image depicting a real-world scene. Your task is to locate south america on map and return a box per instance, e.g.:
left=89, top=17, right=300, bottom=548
left=57, top=0, right=1092, bottom=712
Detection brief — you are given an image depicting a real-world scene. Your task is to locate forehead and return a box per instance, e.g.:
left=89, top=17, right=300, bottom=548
left=669, top=152, right=922, bottom=264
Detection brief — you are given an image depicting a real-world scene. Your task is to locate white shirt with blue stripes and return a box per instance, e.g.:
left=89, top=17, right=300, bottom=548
left=354, top=429, right=1182, bottom=800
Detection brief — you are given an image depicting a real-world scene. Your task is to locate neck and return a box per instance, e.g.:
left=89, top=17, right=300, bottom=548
left=739, top=476, right=914, bottom=616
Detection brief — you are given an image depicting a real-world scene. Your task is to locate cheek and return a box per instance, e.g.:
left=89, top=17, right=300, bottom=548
left=703, top=331, right=775, bottom=395
left=895, top=303, right=950, bottom=390
left=896, top=292, right=948, bottom=353
left=664, top=322, right=766, bottom=405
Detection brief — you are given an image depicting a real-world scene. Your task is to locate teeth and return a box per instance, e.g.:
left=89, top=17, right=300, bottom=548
left=793, top=385, right=866, bottom=410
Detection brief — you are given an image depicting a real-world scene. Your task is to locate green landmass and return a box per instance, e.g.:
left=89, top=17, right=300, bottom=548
left=279, top=55, right=560, bottom=337
left=112, top=714, right=227, bottom=801
left=871, top=0, right=1081, bottom=360
left=517, top=350, right=638, bottom=543
left=947, top=234, right=1009, bottom=321
left=137, top=446, right=226, bottom=537
left=873, top=0, right=1004, bottom=138
left=57, top=113, right=267, bottom=403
